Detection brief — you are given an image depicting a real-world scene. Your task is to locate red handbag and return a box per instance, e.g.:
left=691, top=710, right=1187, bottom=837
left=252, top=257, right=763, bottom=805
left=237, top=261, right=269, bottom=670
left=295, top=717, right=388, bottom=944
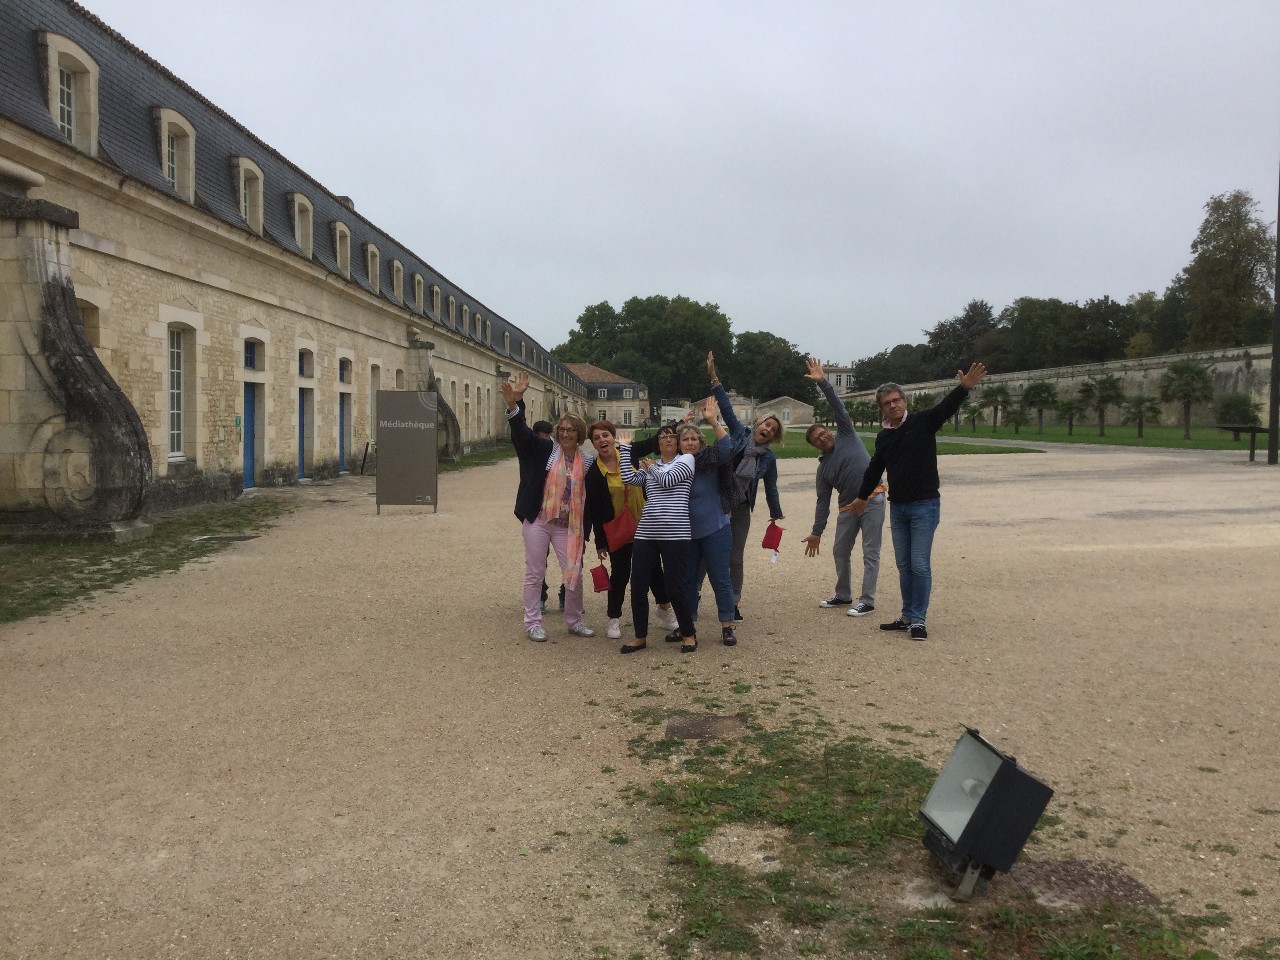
left=603, top=487, right=638, bottom=552
left=590, top=563, right=611, bottom=593
left=761, top=520, right=784, bottom=550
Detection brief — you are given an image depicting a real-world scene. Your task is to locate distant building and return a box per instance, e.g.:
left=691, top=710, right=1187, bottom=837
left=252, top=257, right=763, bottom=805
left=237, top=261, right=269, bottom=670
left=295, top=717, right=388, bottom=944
left=563, top=363, right=650, bottom=428
left=756, top=396, right=815, bottom=429
left=822, top=363, right=858, bottom=395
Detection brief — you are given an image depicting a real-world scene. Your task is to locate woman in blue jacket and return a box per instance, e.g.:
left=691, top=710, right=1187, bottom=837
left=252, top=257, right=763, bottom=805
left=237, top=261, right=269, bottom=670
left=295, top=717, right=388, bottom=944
left=705, top=351, right=785, bottom=619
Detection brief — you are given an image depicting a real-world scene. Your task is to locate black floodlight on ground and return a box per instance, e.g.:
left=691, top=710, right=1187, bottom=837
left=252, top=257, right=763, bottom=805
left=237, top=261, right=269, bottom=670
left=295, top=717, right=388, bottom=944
left=919, top=727, right=1054, bottom=899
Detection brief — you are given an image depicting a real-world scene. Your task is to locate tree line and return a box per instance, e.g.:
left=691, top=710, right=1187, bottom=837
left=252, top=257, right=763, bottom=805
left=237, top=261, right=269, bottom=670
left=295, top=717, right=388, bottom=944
left=551, top=295, right=818, bottom=407
left=848, top=190, right=1276, bottom=389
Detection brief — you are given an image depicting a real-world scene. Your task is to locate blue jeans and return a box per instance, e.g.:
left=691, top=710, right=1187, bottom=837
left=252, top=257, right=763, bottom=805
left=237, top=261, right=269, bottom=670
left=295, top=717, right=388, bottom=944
left=890, top=498, right=940, bottom=625
left=688, top=523, right=736, bottom=624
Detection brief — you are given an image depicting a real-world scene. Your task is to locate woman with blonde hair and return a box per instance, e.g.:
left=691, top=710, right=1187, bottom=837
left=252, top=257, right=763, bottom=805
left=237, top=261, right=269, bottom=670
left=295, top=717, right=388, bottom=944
left=502, top=372, right=596, bottom=642
left=705, top=352, right=786, bottom=620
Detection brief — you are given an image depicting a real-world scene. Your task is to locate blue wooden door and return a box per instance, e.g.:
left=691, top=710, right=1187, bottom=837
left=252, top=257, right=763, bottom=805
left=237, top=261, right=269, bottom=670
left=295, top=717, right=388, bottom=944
left=242, top=382, right=256, bottom=488
left=338, top=392, right=348, bottom=471
left=298, top=389, right=306, bottom=478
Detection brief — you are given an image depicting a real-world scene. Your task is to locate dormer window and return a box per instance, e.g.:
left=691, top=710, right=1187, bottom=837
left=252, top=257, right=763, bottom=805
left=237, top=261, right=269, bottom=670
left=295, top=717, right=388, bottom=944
left=447, top=296, right=456, bottom=328
left=461, top=305, right=470, bottom=334
left=364, top=244, right=380, bottom=294
left=154, top=108, right=195, bottom=203
left=391, top=261, right=403, bottom=302
left=289, top=193, right=314, bottom=258
left=40, top=34, right=99, bottom=156
left=332, top=222, right=351, bottom=278
left=431, top=285, right=441, bottom=317
left=484, top=319, right=491, bottom=344
left=413, top=274, right=424, bottom=311
left=232, top=157, right=264, bottom=235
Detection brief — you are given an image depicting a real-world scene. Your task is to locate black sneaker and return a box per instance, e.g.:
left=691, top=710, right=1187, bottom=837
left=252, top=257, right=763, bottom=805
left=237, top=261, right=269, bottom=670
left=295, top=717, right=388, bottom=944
left=847, top=601, right=875, bottom=617
left=880, top=619, right=911, bottom=631
left=721, top=626, right=738, bottom=646
left=910, top=623, right=928, bottom=641
left=733, top=606, right=744, bottom=622
left=818, top=596, right=852, bottom=608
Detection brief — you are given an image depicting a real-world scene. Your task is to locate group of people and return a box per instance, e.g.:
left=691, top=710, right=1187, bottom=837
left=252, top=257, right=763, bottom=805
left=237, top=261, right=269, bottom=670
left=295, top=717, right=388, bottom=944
left=503, top=352, right=784, bottom=653
left=504, top=352, right=988, bottom=651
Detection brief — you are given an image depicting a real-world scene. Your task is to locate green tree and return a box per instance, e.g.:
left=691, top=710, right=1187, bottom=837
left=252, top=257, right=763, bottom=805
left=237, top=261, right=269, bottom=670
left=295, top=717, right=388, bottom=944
left=978, top=384, right=1012, bottom=432
left=1005, top=405, right=1030, bottom=434
left=1056, top=395, right=1084, bottom=436
left=961, top=401, right=982, bottom=433
left=852, top=400, right=878, bottom=426
left=1214, top=392, right=1262, bottom=433
left=1182, top=190, right=1276, bottom=349
left=553, top=295, right=733, bottom=402
left=1159, top=359, right=1214, bottom=440
left=1021, top=381, right=1058, bottom=433
left=727, top=331, right=816, bottom=405
left=1077, top=374, right=1125, bottom=437
left=925, top=299, right=997, bottom=378
left=912, top=392, right=938, bottom=412
left=1120, top=393, right=1162, bottom=439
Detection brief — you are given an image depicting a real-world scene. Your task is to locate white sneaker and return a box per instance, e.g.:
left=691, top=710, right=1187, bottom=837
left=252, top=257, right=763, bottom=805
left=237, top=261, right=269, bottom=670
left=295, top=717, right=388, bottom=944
left=527, top=625, right=547, bottom=641
left=606, top=617, right=622, bottom=639
left=568, top=623, right=596, bottom=637
left=659, top=607, right=680, bottom=631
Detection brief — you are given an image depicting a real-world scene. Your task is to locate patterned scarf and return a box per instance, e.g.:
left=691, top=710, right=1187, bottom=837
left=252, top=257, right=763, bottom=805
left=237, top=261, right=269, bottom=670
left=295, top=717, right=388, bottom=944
left=731, top=438, right=768, bottom=508
left=539, top=445, right=587, bottom=590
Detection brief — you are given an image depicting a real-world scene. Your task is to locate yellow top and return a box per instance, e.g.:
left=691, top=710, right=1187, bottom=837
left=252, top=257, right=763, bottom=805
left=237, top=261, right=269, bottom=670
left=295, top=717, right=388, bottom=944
left=599, top=457, right=645, bottom=522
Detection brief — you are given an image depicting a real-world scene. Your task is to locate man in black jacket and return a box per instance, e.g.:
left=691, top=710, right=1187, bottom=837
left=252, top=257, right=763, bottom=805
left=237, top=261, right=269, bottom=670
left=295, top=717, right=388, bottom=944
left=848, top=362, right=987, bottom=641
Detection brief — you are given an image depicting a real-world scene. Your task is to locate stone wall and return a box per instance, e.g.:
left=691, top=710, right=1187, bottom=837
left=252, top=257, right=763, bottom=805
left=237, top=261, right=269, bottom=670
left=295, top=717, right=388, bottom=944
left=841, top=345, right=1275, bottom=427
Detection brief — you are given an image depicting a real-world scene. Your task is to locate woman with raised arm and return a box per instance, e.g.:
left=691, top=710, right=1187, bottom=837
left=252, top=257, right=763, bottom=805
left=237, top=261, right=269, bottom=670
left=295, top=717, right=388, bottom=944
left=705, top=351, right=786, bottom=620
left=678, top=396, right=740, bottom=646
left=617, top=423, right=697, bottom=654
left=584, top=420, right=681, bottom=640
left=502, top=372, right=597, bottom=642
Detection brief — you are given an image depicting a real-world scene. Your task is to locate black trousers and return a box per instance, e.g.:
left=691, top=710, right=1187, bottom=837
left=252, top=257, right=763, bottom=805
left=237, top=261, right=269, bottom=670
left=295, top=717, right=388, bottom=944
left=629, top=539, right=694, bottom=639
left=605, top=541, right=670, bottom=618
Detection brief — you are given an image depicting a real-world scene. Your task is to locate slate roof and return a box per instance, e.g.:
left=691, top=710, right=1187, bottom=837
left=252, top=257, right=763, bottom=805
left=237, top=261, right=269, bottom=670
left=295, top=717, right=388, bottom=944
left=0, top=0, right=583, bottom=395
left=562, top=362, right=643, bottom=386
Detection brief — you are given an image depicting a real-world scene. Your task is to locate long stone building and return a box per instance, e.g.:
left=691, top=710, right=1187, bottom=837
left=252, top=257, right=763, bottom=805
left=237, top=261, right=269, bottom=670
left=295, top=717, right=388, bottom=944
left=1, top=0, right=588, bottom=538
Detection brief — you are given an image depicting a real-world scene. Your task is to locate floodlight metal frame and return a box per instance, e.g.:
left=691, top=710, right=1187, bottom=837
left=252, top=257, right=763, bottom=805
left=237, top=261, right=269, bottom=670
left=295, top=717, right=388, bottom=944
left=918, top=727, right=1054, bottom=900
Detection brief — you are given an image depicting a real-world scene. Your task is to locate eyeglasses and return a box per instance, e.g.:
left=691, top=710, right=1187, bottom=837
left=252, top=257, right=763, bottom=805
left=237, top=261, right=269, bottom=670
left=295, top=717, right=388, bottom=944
left=557, top=426, right=578, bottom=434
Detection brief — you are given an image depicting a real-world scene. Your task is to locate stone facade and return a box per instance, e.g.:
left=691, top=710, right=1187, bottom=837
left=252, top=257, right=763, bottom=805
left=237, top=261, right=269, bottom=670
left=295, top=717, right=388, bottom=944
left=564, top=363, right=651, bottom=429
left=755, top=395, right=815, bottom=428
left=1, top=0, right=588, bottom=533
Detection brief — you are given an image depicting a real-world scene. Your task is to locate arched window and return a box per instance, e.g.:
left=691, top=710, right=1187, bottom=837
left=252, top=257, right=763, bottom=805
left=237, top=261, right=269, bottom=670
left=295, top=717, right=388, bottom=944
left=40, top=33, right=99, bottom=156
left=232, top=157, right=264, bottom=235
left=154, top=108, right=196, bottom=203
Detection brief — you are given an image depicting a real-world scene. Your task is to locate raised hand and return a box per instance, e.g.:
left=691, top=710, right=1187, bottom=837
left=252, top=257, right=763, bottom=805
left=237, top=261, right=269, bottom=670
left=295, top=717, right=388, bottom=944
left=958, top=362, right=988, bottom=389
left=702, top=396, right=718, bottom=423
left=616, top=429, right=634, bottom=445
left=707, top=350, right=718, bottom=381
left=681, top=407, right=697, bottom=424
left=804, top=356, right=825, bottom=383
left=501, top=372, right=530, bottom=408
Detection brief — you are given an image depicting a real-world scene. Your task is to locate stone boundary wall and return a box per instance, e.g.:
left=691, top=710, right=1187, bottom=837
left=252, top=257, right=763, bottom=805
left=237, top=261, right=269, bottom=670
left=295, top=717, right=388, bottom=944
left=840, top=344, right=1274, bottom=427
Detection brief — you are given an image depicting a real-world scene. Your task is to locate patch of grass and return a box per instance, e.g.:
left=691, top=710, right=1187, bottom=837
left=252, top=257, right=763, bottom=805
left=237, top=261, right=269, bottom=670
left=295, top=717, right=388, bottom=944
left=626, top=680, right=1236, bottom=960
left=437, top=443, right=519, bottom=472
left=0, top=497, right=292, bottom=624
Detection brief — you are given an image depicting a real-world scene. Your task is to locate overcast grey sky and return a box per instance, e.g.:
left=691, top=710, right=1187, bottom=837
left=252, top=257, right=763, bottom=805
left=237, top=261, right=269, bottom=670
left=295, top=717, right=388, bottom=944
left=85, top=0, right=1280, bottom=364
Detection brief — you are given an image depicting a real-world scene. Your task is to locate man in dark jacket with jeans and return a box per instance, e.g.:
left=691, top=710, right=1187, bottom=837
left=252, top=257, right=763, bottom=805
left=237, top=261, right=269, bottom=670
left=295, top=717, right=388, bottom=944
left=848, top=362, right=988, bottom=641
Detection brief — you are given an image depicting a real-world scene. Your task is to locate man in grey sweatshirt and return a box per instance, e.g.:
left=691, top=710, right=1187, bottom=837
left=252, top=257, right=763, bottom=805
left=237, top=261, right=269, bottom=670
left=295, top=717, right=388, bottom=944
left=800, top=357, right=886, bottom=616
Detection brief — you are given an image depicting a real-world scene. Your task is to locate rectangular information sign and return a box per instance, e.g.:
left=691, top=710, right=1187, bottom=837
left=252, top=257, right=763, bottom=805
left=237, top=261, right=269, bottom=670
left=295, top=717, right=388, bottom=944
left=375, top=391, right=438, bottom=512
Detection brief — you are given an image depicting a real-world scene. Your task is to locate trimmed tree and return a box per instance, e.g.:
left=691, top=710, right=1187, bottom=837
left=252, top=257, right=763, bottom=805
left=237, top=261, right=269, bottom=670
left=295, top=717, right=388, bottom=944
left=978, top=384, right=1012, bottom=432
left=1121, top=394, right=1162, bottom=439
left=1021, top=381, right=1059, bottom=434
left=1077, top=374, right=1125, bottom=437
left=1159, top=359, right=1214, bottom=440
left=1056, top=395, right=1083, bottom=436
left=1005, top=405, right=1031, bottom=435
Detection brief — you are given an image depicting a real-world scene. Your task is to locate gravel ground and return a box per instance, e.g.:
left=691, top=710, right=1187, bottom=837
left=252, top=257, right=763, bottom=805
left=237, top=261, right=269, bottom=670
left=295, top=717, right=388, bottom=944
left=2, top=443, right=1278, bottom=959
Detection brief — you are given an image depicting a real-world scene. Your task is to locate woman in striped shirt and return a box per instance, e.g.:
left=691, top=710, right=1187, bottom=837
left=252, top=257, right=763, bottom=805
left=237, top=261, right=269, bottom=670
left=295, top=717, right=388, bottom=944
left=618, top=423, right=697, bottom=653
